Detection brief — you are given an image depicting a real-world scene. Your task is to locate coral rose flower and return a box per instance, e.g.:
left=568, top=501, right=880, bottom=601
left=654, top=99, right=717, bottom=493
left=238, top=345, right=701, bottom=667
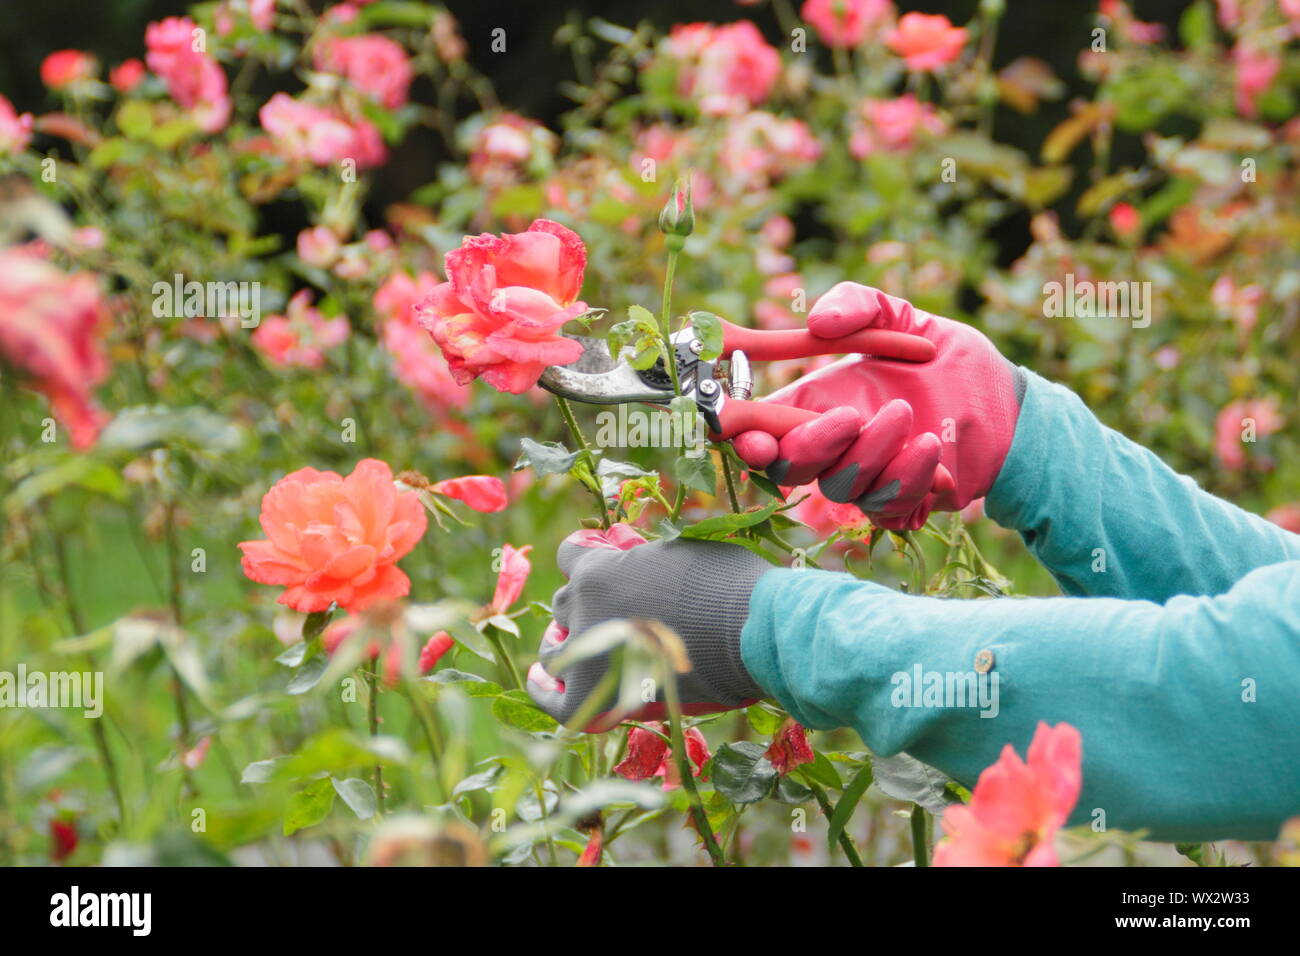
left=41, top=50, right=97, bottom=89
left=488, top=543, right=532, bottom=615
left=886, top=12, right=967, bottom=71
left=801, top=0, right=893, bottom=49
left=250, top=290, right=349, bottom=369
left=428, top=475, right=507, bottom=513
left=416, top=219, right=589, bottom=394
left=0, top=94, right=34, bottom=154
left=239, top=459, right=427, bottom=613
left=109, top=59, right=146, bottom=94
left=933, top=722, right=1082, bottom=867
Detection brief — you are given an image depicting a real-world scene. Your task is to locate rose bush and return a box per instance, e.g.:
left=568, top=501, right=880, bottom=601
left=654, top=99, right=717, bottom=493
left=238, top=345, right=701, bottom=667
left=2, top=0, right=1298, bottom=867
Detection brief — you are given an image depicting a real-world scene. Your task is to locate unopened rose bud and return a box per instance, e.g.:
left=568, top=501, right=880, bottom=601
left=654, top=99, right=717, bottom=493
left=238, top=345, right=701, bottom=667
left=658, top=176, right=694, bottom=244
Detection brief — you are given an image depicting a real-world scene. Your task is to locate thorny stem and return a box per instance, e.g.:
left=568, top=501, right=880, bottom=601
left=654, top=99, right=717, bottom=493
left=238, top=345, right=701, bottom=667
left=483, top=625, right=522, bottom=690
left=808, top=781, right=864, bottom=866
left=163, top=500, right=198, bottom=797
left=911, top=803, right=931, bottom=867
left=363, top=658, right=386, bottom=815
left=555, top=396, right=610, bottom=529
left=663, top=671, right=727, bottom=866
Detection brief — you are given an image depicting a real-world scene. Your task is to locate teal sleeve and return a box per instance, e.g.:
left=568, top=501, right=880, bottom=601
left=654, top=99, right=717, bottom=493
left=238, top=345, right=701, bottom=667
left=741, top=561, right=1300, bottom=843
left=984, top=370, right=1300, bottom=601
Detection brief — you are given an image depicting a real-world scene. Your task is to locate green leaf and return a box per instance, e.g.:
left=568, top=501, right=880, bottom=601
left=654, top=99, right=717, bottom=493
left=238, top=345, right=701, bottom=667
left=871, top=752, right=958, bottom=815
left=1178, top=0, right=1214, bottom=51
left=98, top=406, right=246, bottom=453
left=687, top=311, right=723, bottom=361
left=452, top=766, right=502, bottom=799
left=302, top=611, right=333, bottom=642
left=286, top=656, right=327, bottom=695
left=492, top=690, right=559, bottom=733
left=799, top=750, right=842, bottom=790
left=745, top=469, right=786, bottom=500
left=422, top=669, right=502, bottom=697
left=711, top=742, right=777, bottom=805
left=673, top=454, right=717, bottom=496
left=241, top=757, right=289, bottom=784
left=746, top=705, right=783, bottom=735
left=283, top=777, right=335, bottom=835
left=331, top=777, right=378, bottom=820
left=596, top=458, right=656, bottom=499
left=826, top=761, right=874, bottom=852
left=773, top=775, right=814, bottom=805
left=516, top=437, right=579, bottom=476
left=117, top=100, right=153, bottom=139
left=680, top=500, right=779, bottom=540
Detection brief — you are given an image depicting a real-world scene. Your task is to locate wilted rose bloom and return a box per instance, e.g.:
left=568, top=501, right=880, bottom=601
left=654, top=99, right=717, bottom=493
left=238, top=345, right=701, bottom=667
left=801, top=0, right=893, bottom=48
left=374, top=270, right=470, bottom=412
left=109, top=59, right=146, bottom=93
left=1215, top=397, right=1283, bottom=470
left=0, top=246, right=110, bottom=449
left=49, top=818, right=78, bottom=863
left=429, top=475, right=508, bottom=513
left=886, top=12, right=967, bottom=71
left=41, top=50, right=97, bottom=89
left=416, top=219, right=588, bottom=394
left=663, top=21, right=781, bottom=116
left=250, top=290, right=349, bottom=369
left=297, top=226, right=342, bottom=268
left=488, top=544, right=532, bottom=615
left=258, top=93, right=387, bottom=169
left=721, top=111, right=821, bottom=187
left=933, top=722, right=1082, bottom=867
left=145, top=17, right=232, bottom=133
left=1233, top=43, right=1280, bottom=118
left=613, top=722, right=711, bottom=791
left=314, top=34, right=413, bottom=110
left=765, top=719, right=815, bottom=775
left=239, top=458, right=427, bottom=613
left=849, top=94, right=946, bottom=157
left=0, top=94, right=34, bottom=154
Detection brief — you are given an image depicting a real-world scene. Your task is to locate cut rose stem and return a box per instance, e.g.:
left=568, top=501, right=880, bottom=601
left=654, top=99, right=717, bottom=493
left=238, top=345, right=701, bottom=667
left=663, top=669, right=727, bottom=866
left=554, top=396, right=610, bottom=529
left=911, top=803, right=930, bottom=867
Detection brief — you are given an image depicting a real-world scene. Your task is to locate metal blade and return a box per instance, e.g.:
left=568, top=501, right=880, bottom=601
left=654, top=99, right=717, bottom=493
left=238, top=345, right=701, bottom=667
left=538, top=334, right=673, bottom=405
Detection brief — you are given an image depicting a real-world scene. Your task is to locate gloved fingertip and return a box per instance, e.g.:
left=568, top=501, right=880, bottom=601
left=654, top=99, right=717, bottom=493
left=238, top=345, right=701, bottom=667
left=932, top=463, right=956, bottom=495
left=526, top=661, right=565, bottom=695
left=818, top=462, right=859, bottom=502
left=543, top=620, right=568, bottom=646
left=855, top=477, right=901, bottom=512
left=765, top=458, right=791, bottom=484
left=732, top=430, right=779, bottom=470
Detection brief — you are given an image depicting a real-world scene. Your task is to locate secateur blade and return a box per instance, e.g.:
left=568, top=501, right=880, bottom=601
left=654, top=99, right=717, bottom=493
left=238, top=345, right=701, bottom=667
left=538, top=334, right=673, bottom=405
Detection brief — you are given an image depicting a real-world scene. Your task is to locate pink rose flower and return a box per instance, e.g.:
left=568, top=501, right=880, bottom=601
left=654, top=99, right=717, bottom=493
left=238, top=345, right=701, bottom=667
left=1108, top=201, right=1140, bottom=239
left=721, top=111, right=822, bottom=187
left=801, top=0, right=893, bottom=48
left=145, top=17, right=232, bottom=133
left=0, top=246, right=110, bottom=449
left=563, top=523, right=648, bottom=552
left=1215, top=397, right=1283, bottom=470
left=664, top=21, right=781, bottom=116
left=849, top=93, right=946, bottom=157
left=109, top=59, right=147, bottom=93
left=488, top=543, right=532, bottom=615
left=251, top=290, right=348, bottom=369
left=374, top=270, right=470, bottom=413
left=296, top=226, right=342, bottom=268
left=933, top=722, right=1082, bottom=867
left=1233, top=43, right=1280, bottom=118
left=429, top=475, right=508, bottom=513
left=416, top=219, right=588, bottom=394
left=0, top=94, right=34, bottom=154
left=239, top=458, right=427, bottom=613
left=314, top=34, right=413, bottom=110
left=886, top=12, right=968, bottom=71
left=1267, top=503, right=1300, bottom=535
left=41, top=50, right=97, bottom=89
left=258, top=92, right=387, bottom=169
left=785, top=483, right=872, bottom=538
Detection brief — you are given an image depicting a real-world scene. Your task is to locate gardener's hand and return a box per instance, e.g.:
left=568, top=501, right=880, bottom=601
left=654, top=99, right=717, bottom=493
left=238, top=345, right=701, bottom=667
left=526, top=526, right=771, bottom=731
left=731, top=282, right=1026, bottom=530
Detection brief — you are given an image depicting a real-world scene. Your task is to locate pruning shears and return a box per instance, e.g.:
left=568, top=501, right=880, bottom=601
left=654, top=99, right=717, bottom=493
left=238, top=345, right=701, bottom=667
left=539, top=316, right=936, bottom=440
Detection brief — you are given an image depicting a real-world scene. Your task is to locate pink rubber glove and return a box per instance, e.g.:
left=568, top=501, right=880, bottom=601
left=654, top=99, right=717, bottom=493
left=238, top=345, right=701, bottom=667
left=732, top=282, right=1025, bottom=530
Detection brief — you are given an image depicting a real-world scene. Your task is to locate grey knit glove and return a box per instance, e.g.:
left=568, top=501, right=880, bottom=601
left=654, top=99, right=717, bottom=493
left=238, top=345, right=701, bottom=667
left=525, top=532, right=772, bottom=730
